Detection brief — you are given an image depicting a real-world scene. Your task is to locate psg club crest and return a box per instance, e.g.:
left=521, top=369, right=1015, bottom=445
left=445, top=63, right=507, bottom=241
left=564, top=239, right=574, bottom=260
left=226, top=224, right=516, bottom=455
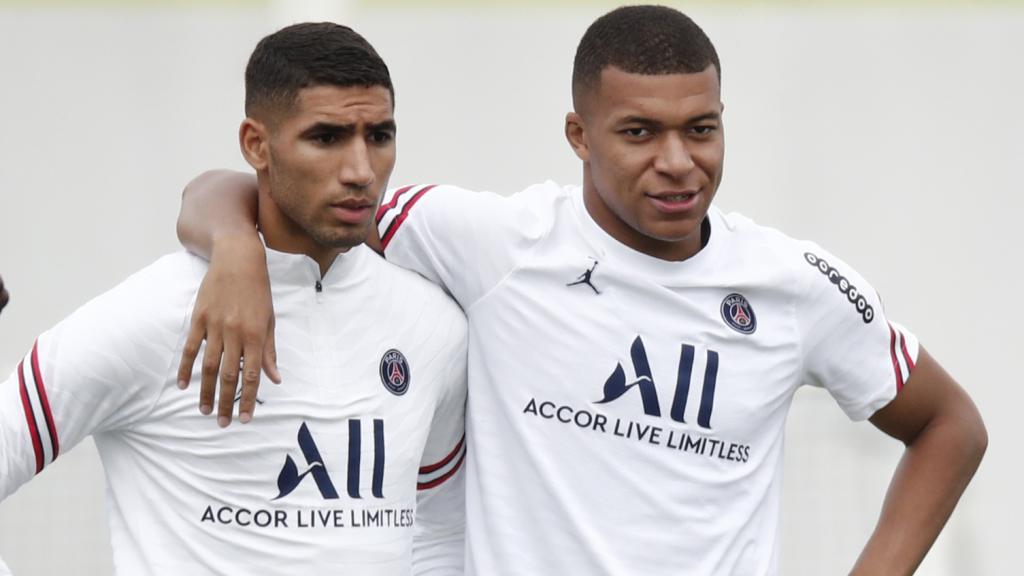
left=379, top=349, right=411, bottom=396
left=720, top=293, right=757, bottom=335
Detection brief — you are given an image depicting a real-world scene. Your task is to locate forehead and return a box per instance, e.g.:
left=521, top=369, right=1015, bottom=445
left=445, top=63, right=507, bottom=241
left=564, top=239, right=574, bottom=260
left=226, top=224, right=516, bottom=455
left=587, top=66, right=721, bottom=124
left=287, top=84, right=394, bottom=125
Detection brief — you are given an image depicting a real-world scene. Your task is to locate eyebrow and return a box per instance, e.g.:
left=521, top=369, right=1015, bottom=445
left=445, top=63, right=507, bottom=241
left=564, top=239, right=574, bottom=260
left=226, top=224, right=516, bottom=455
left=369, top=120, right=397, bottom=133
left=302, top=119, right=397, bottom=135
left=618, top=112, right=721, bottom=126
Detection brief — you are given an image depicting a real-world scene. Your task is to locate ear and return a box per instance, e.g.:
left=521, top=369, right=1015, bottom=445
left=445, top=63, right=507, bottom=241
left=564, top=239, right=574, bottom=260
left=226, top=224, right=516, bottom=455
left=564, top=111, right=590, bottom=162
left=239, top=118, right=270, bottom=171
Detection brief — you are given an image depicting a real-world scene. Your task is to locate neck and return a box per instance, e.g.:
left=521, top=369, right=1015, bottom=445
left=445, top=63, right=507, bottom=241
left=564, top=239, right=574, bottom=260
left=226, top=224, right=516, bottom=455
left=257, top=185, right=345, bottom=278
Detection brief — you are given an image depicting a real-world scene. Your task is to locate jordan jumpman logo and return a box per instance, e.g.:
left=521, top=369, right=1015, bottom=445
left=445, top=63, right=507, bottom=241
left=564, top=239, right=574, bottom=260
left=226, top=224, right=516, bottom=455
left=567, top=260, right=601, bottom=294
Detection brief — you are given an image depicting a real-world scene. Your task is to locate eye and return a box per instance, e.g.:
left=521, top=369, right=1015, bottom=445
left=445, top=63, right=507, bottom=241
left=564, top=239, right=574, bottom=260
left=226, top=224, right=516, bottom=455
left=622, top=127, right=651, bottom=138
left=691, top=125, right=718, bottom=138
left=311, top=132, right=338, bottom=145
left=369, top=130, right=394, bottom=145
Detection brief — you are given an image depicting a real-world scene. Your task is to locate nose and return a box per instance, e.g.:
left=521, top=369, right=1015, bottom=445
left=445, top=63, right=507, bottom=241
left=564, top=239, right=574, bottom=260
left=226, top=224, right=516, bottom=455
left=653, top=132, right=695, bottom=178
left=338, top=139, right=375, bottom=188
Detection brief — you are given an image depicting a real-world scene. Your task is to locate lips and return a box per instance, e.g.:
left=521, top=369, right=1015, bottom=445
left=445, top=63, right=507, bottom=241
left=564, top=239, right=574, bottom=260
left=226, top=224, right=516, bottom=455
left=645, top=190, right=700, bottom=213
left=333, top=198, right=374, bottom=210
left=329, top=198, right=375, bottom=224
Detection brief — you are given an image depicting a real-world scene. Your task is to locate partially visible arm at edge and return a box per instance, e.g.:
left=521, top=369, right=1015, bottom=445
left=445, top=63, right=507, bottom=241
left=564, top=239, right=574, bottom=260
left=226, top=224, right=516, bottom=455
left=851, top=347, right=987, bottom=575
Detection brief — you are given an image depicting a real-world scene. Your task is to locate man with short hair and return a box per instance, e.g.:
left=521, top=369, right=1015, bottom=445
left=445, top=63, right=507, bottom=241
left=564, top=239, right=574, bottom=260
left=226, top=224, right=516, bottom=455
left=0, top=22, right=467, bottom=576
left=177, top=6, right=986, bottom=575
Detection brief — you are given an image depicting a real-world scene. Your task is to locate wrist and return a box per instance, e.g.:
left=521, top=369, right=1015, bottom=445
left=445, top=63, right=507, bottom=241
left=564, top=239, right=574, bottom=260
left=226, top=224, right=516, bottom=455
left=211, top=230, right=266, bottom=262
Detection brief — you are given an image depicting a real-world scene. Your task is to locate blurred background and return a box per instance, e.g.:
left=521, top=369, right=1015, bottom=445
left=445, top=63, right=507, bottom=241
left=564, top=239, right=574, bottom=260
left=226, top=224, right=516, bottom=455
left=0, top=0, right=1021, bottom=574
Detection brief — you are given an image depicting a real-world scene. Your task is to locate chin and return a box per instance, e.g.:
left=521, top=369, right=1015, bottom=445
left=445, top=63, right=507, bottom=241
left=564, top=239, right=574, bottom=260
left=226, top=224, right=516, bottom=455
left=641, top=223, right=702, bottom=243
left=311, top=228, right=368, bottom=250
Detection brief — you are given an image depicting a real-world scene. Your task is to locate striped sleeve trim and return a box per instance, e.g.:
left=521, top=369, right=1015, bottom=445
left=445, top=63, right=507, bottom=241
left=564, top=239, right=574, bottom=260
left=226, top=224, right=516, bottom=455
left=888, top=322, right=916, bottom=393
left=18, top=340, right=60, bottom=474
left=417, top=434, right=466, bottom=491
left=376, top=184, right=437, bottom=250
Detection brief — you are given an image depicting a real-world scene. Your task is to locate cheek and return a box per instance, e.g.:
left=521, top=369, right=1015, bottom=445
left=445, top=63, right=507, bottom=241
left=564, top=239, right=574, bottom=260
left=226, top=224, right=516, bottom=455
left=593, top=143, right=644, bottom=186
left=695, top=141, right=725, bottom=177
left=372, top=148, right=397, bottom=179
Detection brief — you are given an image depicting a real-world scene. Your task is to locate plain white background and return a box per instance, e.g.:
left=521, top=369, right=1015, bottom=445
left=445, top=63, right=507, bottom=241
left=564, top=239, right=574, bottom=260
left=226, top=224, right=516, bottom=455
left=0, top=1, right=1021, bottom=574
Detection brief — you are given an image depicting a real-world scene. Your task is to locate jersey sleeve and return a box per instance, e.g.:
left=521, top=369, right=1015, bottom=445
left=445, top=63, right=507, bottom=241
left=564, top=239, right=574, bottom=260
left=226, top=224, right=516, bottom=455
left=376, top=183, right=550, bottom=310
left=410, top=328, right=468, bottom=575
left=796, top=244, right=920, bottom=421
left=0, top=254, right=197, bottom=504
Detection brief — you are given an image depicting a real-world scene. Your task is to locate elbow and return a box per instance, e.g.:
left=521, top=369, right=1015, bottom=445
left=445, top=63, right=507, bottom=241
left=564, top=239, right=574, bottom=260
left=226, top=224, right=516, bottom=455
left=947, top=398, right=988, bottom=475
left=966, top=407, right=988, bottom=469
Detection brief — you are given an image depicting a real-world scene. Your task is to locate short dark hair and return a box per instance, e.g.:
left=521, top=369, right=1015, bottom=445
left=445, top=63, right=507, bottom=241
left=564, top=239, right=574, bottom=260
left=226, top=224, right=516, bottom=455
left=245, top=22, right=394, bottom=119
left=572, top=5, right=720, bottom=107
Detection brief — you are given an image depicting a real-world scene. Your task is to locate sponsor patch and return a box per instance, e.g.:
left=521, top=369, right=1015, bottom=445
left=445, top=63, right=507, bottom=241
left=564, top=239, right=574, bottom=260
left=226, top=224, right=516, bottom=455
left=720, top=293, right=757, bottom=334
left=804, top=252, right=874, bottom=323
left=379, top=349, right=411, bottom=396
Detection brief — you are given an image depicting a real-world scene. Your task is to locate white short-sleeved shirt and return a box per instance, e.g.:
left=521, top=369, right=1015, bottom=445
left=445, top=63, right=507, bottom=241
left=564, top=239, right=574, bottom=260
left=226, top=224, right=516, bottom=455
left=0, top=245, right=468, bottom=576
left=376, top=182, right=919, bottom=576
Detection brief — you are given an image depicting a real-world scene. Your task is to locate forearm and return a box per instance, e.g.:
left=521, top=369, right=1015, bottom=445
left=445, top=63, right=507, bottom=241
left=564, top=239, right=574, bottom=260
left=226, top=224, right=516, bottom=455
left=176, top=170, right=259, bottom=259
left=852, top=409, right=986, bottom=575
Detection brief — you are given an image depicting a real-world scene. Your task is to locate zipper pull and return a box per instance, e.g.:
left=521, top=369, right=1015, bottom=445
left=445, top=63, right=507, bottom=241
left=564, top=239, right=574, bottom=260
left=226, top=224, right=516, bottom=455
left=315, top=280, right=323, bottom=293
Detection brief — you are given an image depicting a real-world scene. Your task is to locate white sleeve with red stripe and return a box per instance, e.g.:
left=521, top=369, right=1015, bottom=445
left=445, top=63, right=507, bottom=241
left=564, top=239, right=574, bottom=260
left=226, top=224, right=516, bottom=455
left=796, top=242, right=920, bottom=421
left=411, top=334, right=468, bottom=575
left=0, top=253, right=196, bottom=503
left=376, top=183, right=549, bottom=310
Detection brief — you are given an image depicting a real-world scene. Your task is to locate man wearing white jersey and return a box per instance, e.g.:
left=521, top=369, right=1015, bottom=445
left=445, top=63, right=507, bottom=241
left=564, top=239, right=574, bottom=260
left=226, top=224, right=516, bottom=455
left=176, top=6, right=987, bottom=575
left=0, top=23, right=467, bottom=576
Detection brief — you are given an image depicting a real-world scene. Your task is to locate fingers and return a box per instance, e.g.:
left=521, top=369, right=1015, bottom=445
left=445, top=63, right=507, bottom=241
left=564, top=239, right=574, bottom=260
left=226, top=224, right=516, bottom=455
left=263, top=316, right=281, bottom=384
left=177, top=322, right=205, bottom=390
left=178, top=234, right=278, bottom=426
left=199, top=327, right=223, bottom=417
left=237, top=336, right=264, bottom=424
left=216, top=331, right=243, bottom=427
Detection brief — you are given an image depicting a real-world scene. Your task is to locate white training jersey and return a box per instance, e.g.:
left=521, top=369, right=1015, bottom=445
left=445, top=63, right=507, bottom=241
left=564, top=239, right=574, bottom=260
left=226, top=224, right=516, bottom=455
left=376, top=182, right=919, bottom=576
left=0, top=245, right=468, bottom=576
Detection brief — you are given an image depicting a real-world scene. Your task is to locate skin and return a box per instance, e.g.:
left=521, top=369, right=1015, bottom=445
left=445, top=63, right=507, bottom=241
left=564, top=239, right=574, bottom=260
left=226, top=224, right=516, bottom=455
left=566, top=66, right=724, bottom=261
left=175, top=65, right=986, bottom=574
left=177, top=84, right=396, bottom=425
left=0, top=274, right=8, bottom=315
left=245, top=85, right=396, bottom=274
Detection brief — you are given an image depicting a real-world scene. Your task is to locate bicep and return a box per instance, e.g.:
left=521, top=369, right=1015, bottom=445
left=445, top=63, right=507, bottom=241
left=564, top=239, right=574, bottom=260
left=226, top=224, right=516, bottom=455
left=0, top=336, right=116, bottom=500
left=0, top=356, right=52, bottom=500
left=869, top=347, right=979, bottom=444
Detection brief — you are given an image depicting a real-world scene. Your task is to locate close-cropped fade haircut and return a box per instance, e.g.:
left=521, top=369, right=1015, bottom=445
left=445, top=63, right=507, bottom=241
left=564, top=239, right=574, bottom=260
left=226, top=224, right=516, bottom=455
left=245, top=22, right=393, bottom=120
left=572, top=5, right=721, bottom=109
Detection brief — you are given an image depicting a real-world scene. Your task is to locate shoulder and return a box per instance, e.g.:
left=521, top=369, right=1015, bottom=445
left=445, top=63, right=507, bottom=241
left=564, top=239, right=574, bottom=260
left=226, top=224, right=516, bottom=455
left=50, top=251, right=203, bottom=352
left=715, top=208, right=880, bottom=322
left=95, top=251, right=203, bottom=320
left=120, top=251, right=206, bottom=295
left=711, top=208, right=813, bottom=282
left=32, top=252, right=202, bottom=404
left=362, top=248, right=466, bottom=325
left=381, top=181, right=565, bottom=231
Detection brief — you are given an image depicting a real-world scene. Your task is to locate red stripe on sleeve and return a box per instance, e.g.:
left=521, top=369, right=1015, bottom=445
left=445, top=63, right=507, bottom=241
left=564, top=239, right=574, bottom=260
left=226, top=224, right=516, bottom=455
left=898, top=330, right=916, bottom=373
left=380, top=185, right=437, bottom=250
left=17, top=361, right=44, bottom=474
left=31, top=340, right=59, bottom=459
left=888, top=323, right=905, bottom=393
left=417, top=451, right=466, bottom=491
left=420, top=434, right=465, bottom=475
left=375, top=185, right=416, bottom=222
